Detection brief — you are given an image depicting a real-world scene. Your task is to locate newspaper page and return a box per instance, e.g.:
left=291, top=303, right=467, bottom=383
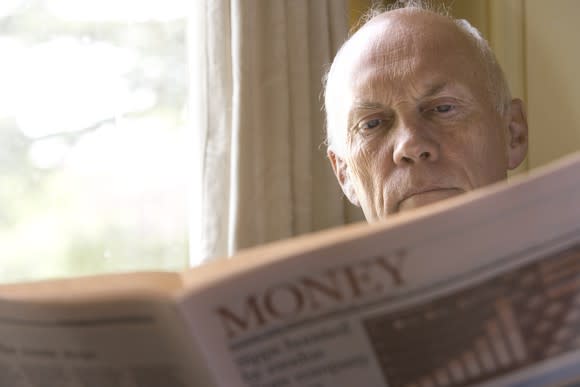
left=178, top=153, right=580, bottom=387
left=0, top=298, right=213, bottom=387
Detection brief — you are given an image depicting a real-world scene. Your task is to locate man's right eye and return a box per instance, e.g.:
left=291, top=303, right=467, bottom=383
left=361, top=119, right=382, bottom=130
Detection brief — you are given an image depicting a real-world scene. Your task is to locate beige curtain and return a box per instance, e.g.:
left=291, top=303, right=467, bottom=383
left=189, top=0, right=363, bottom=264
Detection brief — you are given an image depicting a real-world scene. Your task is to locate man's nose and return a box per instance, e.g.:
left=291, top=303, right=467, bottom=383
left=392, top=125, right=440, bottom=165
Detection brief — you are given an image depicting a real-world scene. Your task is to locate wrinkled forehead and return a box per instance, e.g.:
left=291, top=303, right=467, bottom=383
left=337, top=12, right=481, bottom=89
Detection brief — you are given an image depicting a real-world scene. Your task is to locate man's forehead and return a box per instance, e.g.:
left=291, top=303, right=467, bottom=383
left=342, top=11, right=469, bottom=67
left=343, top=17, right=417, bottom=63
left=334, top=11, right=484, bottom=96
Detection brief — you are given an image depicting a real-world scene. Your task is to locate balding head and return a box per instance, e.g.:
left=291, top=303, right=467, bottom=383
left=325, top=7, right=511, bottom=156
left=324, top=6, right=528, bottom=221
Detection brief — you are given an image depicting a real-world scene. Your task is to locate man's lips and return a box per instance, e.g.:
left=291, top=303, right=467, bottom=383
left=398, top=187, right=464, bottom=211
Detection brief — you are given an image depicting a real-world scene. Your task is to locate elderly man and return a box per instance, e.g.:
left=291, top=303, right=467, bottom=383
left=324, top=5, right=528, bottom=222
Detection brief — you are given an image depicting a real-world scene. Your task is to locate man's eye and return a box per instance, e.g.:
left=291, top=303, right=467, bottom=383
left=433, top=104, right=454, bottom=113
left=361, top=119, right=382, bottom=129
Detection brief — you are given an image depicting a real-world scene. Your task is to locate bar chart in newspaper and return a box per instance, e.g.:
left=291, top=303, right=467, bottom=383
left=363, top=244, right=580, bottom=387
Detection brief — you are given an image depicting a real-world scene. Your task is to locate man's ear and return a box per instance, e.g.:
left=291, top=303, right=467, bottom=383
left=327, top=149, right=360, bottom=207
left=506, top=98, right=528, bottom=169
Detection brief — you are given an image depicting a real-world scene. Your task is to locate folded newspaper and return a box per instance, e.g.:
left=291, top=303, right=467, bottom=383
left=2, top=152, right=580, bottom=387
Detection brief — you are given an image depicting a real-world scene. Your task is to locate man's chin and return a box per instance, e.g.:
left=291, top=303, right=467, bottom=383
left=398, top=188, right=464, bottom=212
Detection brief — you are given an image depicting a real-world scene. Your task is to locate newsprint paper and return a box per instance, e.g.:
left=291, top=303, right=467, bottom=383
left=179, top=153, right=580, bottom=387
left=1, top=153, right=580, bottom=387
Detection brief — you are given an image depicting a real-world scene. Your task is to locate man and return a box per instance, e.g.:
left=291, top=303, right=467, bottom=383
left=324, top=5, right=528, bottom=222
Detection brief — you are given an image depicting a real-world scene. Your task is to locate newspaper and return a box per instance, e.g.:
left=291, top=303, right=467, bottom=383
left=179, top=153, right=580, bottom=387
left=0, top=298, right=211, bottom=387
left=1, top=153, right=580, bottom=387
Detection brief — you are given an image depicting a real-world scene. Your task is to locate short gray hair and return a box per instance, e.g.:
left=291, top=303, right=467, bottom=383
left=453, top=18, right=512, bottom=114
left=323, top=1, right=512, bottom=155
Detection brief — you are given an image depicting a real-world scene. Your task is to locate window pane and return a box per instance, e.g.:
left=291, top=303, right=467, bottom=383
left=0, top=0, right=189, bottom=282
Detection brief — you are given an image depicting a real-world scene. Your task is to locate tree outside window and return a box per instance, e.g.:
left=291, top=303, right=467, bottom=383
left=0, top=0, right=190, bottom=282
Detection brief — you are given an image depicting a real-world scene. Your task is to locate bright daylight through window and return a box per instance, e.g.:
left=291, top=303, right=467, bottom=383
left=0, top=0, right=190, bottom=282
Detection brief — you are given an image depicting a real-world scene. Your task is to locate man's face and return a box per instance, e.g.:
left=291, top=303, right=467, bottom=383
left=328, top=11, right=527, bottom=221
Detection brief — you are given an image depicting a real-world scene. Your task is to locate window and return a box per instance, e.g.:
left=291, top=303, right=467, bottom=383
left=0, top=0, right=190, bottom=282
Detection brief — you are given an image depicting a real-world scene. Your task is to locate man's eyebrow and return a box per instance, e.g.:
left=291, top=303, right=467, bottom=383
left=351, top=101, right=388, bottom=110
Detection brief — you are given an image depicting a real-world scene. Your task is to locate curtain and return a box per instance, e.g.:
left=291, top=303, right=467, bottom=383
left=189, top=0, right=363, bottom=265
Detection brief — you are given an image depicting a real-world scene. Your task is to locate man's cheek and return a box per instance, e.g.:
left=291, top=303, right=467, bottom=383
left=355, top=154, right=385, bottom=200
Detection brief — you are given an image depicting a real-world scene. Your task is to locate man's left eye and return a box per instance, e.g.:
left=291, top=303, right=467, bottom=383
left=433, top=104, right=454, bottom=113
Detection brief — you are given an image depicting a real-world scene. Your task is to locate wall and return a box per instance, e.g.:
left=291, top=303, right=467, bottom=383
left=525, top=0, right=580, bottom=168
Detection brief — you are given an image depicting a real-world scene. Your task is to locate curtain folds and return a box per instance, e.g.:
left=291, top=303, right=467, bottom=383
left=189, top=0, right=362, bottom=264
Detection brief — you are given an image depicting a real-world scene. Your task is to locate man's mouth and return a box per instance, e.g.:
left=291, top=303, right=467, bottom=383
left=398, top=188, right=464, bottom=212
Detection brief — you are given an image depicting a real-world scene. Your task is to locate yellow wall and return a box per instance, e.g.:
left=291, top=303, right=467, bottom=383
left=349, top=0, right=374, bottom=29
left=525, top=0, right=580, bottom=167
